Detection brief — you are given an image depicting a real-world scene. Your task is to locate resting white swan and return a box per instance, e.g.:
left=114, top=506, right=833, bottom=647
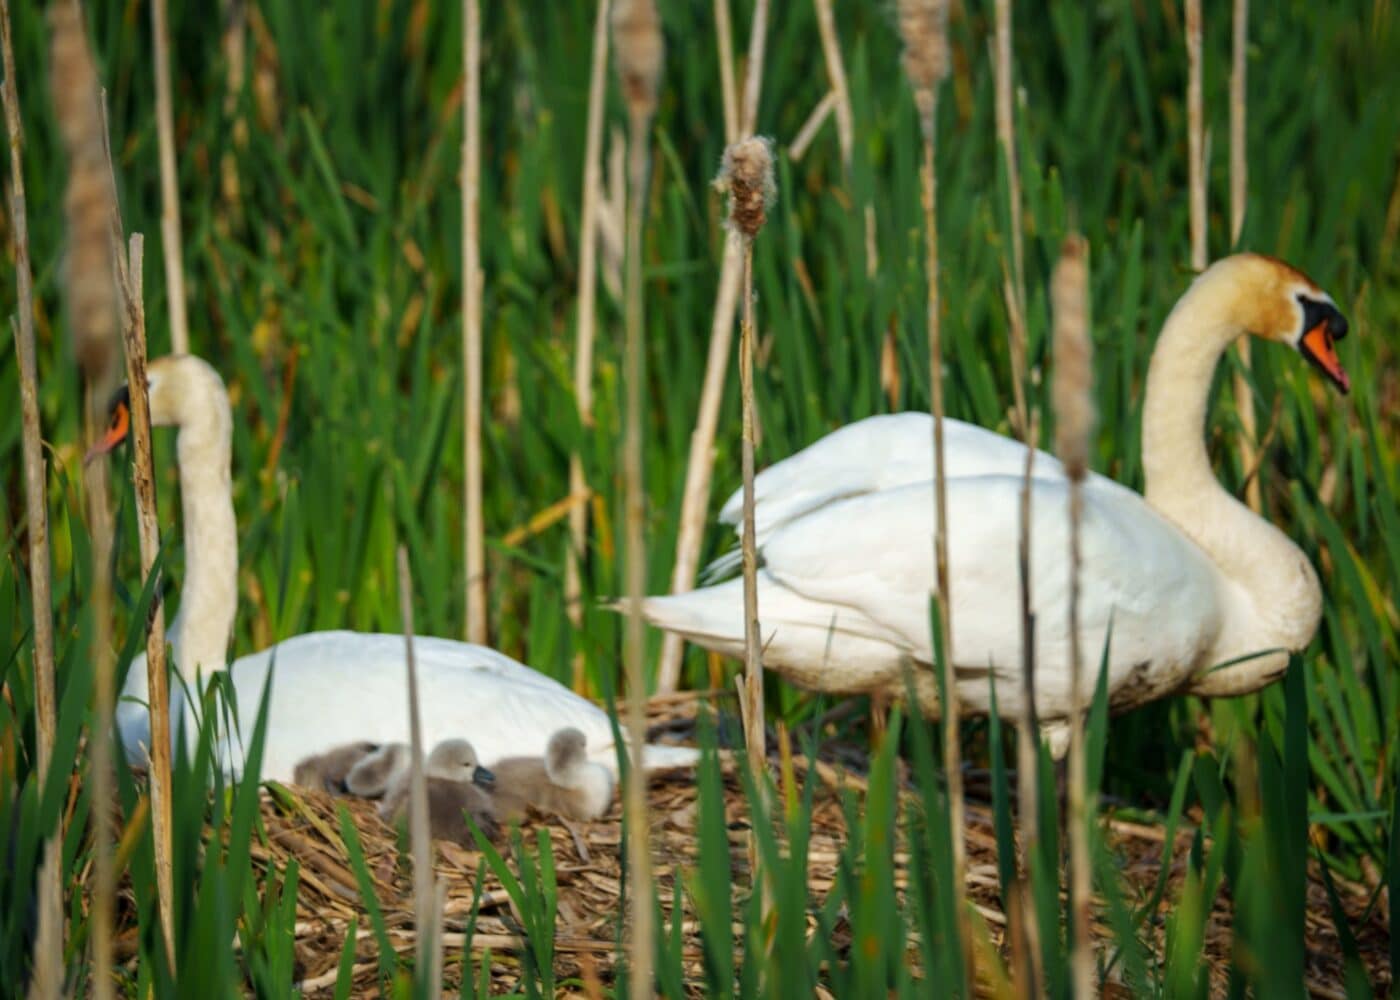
left=641, top=254, right=1350, bottom=752
left=92, top=354, right=699, bottom=783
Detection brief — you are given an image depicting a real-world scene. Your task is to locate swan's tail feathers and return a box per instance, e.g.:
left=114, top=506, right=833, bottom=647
left=637, top=580, right=748, bottom=658
left=640, top=743, right=702, bottom=771
left=699, top=547, right=743, bottom=584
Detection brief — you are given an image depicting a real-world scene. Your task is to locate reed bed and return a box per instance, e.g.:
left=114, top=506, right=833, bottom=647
left=0, top=1, right=1396, bottom=996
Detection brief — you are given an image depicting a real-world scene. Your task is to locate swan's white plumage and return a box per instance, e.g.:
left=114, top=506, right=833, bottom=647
left=119, top=631, right=696, bottom=783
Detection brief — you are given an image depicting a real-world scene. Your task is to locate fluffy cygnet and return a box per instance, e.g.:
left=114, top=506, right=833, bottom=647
left=490, top=727, right=615, bottom=823
left=380, top=739, right=499, bottom=844
left=343, top=743, right=413, bottom=798
left=291, top=741, right=381, bottom=794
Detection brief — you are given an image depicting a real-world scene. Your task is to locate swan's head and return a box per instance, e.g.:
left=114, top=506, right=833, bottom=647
left=85, top=354, right=232, bottom=459
left=544, top=727, right=588, bottom=779
left=1208, top=253, right=1351, bottom=393
left=427, top=739, right=496, bottom=789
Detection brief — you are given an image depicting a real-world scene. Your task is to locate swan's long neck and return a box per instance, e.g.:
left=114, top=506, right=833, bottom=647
left=1141, top=272, right=1321, bottom=692
left=168, top=381, right=238, bottom=683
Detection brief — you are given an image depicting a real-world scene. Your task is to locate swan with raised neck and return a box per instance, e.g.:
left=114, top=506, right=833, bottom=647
left=1141, top=253, right=1347, bottom=694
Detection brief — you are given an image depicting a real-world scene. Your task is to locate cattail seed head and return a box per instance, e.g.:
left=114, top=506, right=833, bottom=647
left=49, top=0, right=118, bottom=383
left=612, top=0, right=664, bottom=124
left=1052, top=234, right=1094, bottom=481
left=897, top=0, right=950, bottom=138
left=717, top=136, right=776, bottom=242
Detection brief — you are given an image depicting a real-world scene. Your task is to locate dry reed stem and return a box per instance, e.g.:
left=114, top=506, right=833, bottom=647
left=463, top=0, right=487, bottom=645
left=993, top=0, right=1041, bottom=988
left=656, top=0, right=770, bottom=693
left=2, top=1, right=63, bottom=990
left=566, top=0, right=613, bottom=691
left=613, top=2, right=663, bottom=994
left=720, top=135, right=775, bottom=890
left=1187, top=0, right=1206, bottom=272
left=396, top=546, right=441, bottom=993
left=151, top=0, right=189, bottom=354
left=49, top=4, right=118, bottom=995
left=1052, top=234, right=1094, bottom=1000
left=714, top=0, right=738, bottom=143
left=787, top=90, right=837, bottom=162
left=811, top=0, right=875, bottom=271
left=110, top=224, right=178, bottom=970
left=899, top=0, right=968, bottom=983
left=1230, top=0, right=1259, bottom=512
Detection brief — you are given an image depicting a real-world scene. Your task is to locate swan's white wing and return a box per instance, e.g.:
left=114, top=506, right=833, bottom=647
left=757, top=474, right=1222, bottom=719
left=707, top=414, right=1065, bottom=578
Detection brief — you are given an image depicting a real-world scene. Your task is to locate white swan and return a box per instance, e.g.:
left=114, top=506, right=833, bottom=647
left=92, top=354, right=699, bottom=783
left=640, top=254, right=1350, bottom=751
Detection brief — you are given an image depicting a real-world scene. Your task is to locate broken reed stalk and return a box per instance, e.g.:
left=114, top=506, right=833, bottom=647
left=110, top=227, right=178, bottom=971
left=50, top=3, right=119, bottom=996
left=656, top=0, right=770, bottom=692
left=713, top=0, right=738, bottom=143
left=150, top=0, right=189, bottom=354
left=1052, top=234, right=1094, bottom=1000
left=811, top=0, right=875, bottom=273
left=463, top=0, right=487, bottom=644
left=396, top=546, right=443, bottom=996
left=994, top=0, right=1042, bottom=988
left=721, top=135, right=776, bottom=883
left=1230, top=0, right=1259, bottom=512
left=1187, top=0, right=1206, bottom=272
left=565, top=0, right=613, bottom=690
left=1, top=0, right=63, bottom=989
left=898, top=0, right=968, bottom=982
left=613, top=1, right=663, bottom=995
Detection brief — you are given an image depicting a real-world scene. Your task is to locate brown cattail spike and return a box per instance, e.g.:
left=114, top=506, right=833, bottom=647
left=612, top=0, right=663, bottom=122
left=49, top=0, right=117, bottom=382
left=1052, top=234, right=1093, bottom=481
left=897, top=0, right=950, bottom=138
left=718, top=136, right=775, bottom=242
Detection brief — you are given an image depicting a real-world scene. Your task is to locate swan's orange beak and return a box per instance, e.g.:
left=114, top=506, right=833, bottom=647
left=84, top=396, right=131, bottom=464
left=1299, top=322, right=1350, bottom=394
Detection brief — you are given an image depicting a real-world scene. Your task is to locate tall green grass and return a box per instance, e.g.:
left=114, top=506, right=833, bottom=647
left=2, top=0, right=1396, bottom=994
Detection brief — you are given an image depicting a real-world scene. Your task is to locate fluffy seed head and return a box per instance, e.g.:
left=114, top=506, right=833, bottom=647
left=612, top=0, right=664, bottom=123
left=897, top=0, right=950, bottom=136
left=716, top=136, right=776, bottom=241
left=1052, top=234, right=1094, bottom=481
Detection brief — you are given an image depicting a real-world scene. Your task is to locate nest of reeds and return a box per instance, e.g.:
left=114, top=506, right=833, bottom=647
left=111, top=695, right=1390, bottom=996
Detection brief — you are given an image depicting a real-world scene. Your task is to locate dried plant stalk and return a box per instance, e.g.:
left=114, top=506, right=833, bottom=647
left=151, top=0, right=189, bottom=354
left=714, top=0, right=738, bottom=143
left=1187, top=0, right=1206, bottom=272
left=899, top=0, right=969, bottom=983
left=812, top=0, right=875, bottom=275
left=463, top=0, right=487, bottom=644
left=1052, top=233, right=1094, bottom=1000
left=397, top=546, right=442, bottom=995
left=111, top=228, right=178, bottom=969
left=50, top=3, right=119, bottom=995
left=1230, top=0, right=1259, bottom=512
left=993, top=0, right=1042, bottom=989
left=656, top=0, right=770, bottom=693
left=566, top=0, right=613, bottom=690
left=613, top=1, right=663, bottom=994
left=1, top=0, right=62, bottom=987
left=720, top=135, right=776, bottom=884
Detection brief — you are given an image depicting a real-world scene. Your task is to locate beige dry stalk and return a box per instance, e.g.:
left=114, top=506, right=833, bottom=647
left=151, top=0, right=189, bottom=354
left=714, top=0, right=738, bottom=144
left=397, top=546, right=443, bottom=996
left=1, top=0, right=62, bottom=989
left=656, top=0, right=770, bottom=693
left=1230, top=0, right=1259, bottom=513
left=1052, top=233, right=1094, bottom=1000
left=613, top=1, right=663, bottom=995
left=463, top=0, right=487, bottom=645
left=49, top=3, right=118, bottom=996
left=812, top=0, right=874, bottom=273
left=566, top=0, right=613, bottom=691
left=900, top=0, right=969, bottom=982
left=719, top=135, right=775, bottom=887
left=1187, top=0, right=1206, bottom=272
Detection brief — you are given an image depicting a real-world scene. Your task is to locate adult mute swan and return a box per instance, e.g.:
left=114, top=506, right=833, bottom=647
left=640, top=254, right=1350, bottom=752
left=90, top=354, right=699, bottom=783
